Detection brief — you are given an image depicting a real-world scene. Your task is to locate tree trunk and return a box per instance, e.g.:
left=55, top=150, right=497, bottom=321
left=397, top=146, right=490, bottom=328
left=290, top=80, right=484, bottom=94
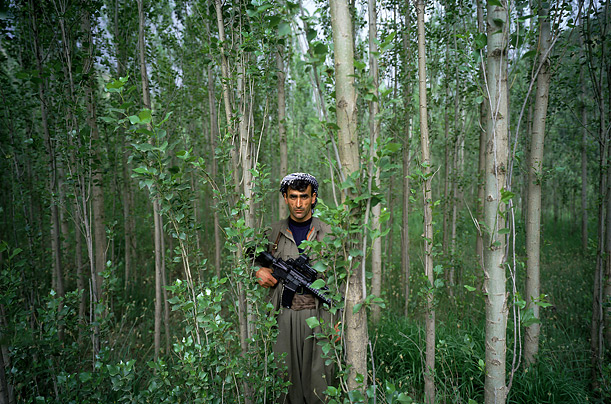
left=122, top=144, right=135, bottom=291
left=277, top=48, right=288, bottom=220
left=401, top=0, right=412, bottom=316
left=330, top=0, right=369, bottom=391
left=483, top=1, right=510, bottom=402
left=30, top=0, right=64, bottom=336
left=475, top=0, right=486, bottom=277
left=581, top=86, right=588, bottom=253
left=206, top=62, right=222, bottom=277
left=603, top=5, right=611, bottom=352
left=368, top=0, right=383, bottom=324
left=137, top=0, right=165, bottom=361
left=82, top=5, right=106, bottom=305
left=416, top=2, right=435, bottom=402
left=525, top=4, right=551, bottom=366
left=114, top=0, right=135, bottom=293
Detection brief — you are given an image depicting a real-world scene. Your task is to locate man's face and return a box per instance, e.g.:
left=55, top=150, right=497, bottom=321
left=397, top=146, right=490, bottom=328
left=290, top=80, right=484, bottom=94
left=284, top=185, right=316, bottom=223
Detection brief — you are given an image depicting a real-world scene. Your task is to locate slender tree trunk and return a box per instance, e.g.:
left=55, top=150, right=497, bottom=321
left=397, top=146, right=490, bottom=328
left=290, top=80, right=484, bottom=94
left=416, top=2, right=435, bottom=402
left=581, top=81, right=588, bottom=253
left=277, top=48, right=288, bottom=220
left=82, top=4, right=106, bottom=305
left=402, top=0, right=412, bottom=316
left=0, top=340, right=8, bottom=404
left=161, top=230, right=170, bottom=354
left=576, top=9, right=588, bottom=254
left=525, top=4, right=551, bottom=366
left=368, top=0, right=383, bottom=324
left=330, top=0, right=369, bottom=391
left=583, top=0, right=609, bottom=386
left=475, top=0, right=486, bottom=277
left=206, top=62, right=222, bottom=277
left=448, top=30, right=462, bottom=295
left=483, top=1, right=510, bottom=402
left=0, top=302, right=12, bottom=404
left=122, top=145, right=134, bottom=290
left=442, top=44, right=451, bottom=258
left=75, top=209, right=86, bottom=321
left=603, top=5, right=611, bottom=351
left=137, top=0, right=165, bottom=361
left=114, top=0, right=135, bottom=293
left=30, top=0, right=64, bottom=336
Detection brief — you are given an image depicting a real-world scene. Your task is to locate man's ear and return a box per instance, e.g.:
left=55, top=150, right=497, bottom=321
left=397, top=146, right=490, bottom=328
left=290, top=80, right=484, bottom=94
left=312, top=192, right=317, bottom=204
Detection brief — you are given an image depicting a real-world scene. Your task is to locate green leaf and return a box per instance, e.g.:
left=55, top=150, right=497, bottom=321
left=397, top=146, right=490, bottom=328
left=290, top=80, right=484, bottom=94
left=107, top=364, right=119, bottom=377
left=313, top=43, right=327, bottom=55
left=474, top=32, right=487, bottom=50
left=106, top=78, right=126, bottom=90
left=79, top=372, right=92, bottom=383
left=500, top=188, right=515, bottom=204
left=498, top=228, right=510, bottom=235
left=132, top=142, right=154, bottom=152
left=132, top=166, right=149, bottom=174
left=99, top=116, right=115, bottom=123
left=159, top=111, right=173, bottom=125
left=397, top=393, right=413, bottom=403
left=128, top=115, right=141, bottom=125
left=489, top=0, right=503, bottom=7
left=268, top=15, right=281, bottom=27
left=464, top=285, right=476, bottom=292
left=305, top=316, right=320, bottom=329
left=522, top=50, right=537, bottom=59
left=139, top=109, right=152, bottom=124
left=310, top=279, right=326, bottom=289
left=313, top=261, right=327, bottom=273
left=522, top=308, right=540, bottom=327
left=135, top=128, right=154, bottom=137
left=278, top=22, right=291, bottom=37
left=352, top=303, right=362, bottom=314
left=384, top=142, right=402, bottom=153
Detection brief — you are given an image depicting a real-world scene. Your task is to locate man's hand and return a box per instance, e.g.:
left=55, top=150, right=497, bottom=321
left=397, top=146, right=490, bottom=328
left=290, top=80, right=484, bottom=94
left=255, top=267, right=278, bottom=288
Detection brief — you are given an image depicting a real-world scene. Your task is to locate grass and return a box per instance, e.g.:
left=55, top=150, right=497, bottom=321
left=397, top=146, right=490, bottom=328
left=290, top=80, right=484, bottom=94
left=371, top=213, right=598, bottom=403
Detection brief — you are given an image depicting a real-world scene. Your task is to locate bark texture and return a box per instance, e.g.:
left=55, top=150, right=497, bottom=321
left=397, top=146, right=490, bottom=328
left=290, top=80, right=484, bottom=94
left=416, top=1, right=435, bottom=402
left=401, top=0, right=412, bottom=316
left=330, top=0, right=369, bottom=391
left=524, top=4, right=551, bottom=366
left=483, top=2, right=510, bottom=403
left=368, top=0, right=383, bottom=324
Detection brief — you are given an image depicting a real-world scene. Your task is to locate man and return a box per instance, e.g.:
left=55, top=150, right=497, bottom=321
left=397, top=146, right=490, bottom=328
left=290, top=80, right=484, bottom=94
left=255, top=172, right=336, bottom=404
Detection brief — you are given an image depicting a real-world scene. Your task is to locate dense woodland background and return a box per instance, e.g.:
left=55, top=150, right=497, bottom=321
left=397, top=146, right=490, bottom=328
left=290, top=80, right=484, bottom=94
left=0, top=0, right=609, bottom=403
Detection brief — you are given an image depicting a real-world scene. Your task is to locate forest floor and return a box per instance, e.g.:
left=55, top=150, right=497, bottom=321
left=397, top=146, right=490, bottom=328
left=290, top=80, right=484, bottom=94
left=370, top=216, right=599, bottom=403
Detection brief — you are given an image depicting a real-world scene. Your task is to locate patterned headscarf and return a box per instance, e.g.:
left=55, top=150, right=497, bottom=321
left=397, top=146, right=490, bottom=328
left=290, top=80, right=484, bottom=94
left=280, top=172, right=319, bottom=208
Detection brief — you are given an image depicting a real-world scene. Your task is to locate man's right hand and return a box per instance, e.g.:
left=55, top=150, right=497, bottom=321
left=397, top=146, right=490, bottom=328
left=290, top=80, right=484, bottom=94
left=255, top=267, right=278, bottom=288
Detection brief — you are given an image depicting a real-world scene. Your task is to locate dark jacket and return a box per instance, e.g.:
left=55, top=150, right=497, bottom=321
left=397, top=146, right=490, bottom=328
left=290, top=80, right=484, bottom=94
left=266, top=217, right=331, bottom=310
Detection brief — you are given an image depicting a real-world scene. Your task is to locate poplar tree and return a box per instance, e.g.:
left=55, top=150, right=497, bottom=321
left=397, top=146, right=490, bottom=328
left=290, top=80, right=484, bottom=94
left=525, top=2, right=552, bottom=366
left=329, top=0, right=369, bottom=391
left=483, top=1, right=510, bottom=402
left=416, top=1, right=435, bottom=402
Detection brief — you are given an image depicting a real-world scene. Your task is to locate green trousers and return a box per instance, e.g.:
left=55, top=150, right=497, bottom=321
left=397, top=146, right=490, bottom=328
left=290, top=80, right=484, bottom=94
left=274, top=307, right=336, bottom=404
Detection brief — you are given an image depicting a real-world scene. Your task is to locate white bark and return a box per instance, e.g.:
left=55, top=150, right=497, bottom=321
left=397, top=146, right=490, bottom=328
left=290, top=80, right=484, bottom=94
left=330, top=0, right=369, bottom=391
left=483, top=1, right=510, bottom=402
left=416, top=1, right=435, bottom=402
left=525, top=4, right=551, bottom=366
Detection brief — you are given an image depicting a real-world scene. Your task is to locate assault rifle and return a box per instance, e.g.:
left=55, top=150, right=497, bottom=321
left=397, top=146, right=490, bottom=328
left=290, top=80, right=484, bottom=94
left=255, top=251, right=334, bottom=309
